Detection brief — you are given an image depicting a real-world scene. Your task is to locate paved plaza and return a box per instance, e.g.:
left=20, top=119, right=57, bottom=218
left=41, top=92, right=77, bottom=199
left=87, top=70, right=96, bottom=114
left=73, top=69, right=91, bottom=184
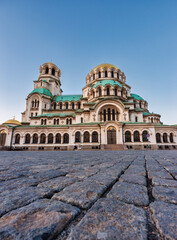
left=0, top=150, right=176, bottom=240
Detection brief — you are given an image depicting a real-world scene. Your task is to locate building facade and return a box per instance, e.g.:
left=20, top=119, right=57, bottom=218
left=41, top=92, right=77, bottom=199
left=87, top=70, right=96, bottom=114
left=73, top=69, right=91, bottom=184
left=0, top=62, right=177, bottom=150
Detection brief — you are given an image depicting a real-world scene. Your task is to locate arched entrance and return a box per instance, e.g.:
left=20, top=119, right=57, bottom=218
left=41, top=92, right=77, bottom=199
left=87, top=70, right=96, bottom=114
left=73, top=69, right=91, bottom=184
left=107, top=126, right=116, bottom=144
left=0, top=130, right=7, bottom=147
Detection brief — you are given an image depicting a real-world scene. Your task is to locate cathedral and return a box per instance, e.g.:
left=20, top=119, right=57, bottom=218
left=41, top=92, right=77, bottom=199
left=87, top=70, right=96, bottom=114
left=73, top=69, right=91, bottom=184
left=0, top=62, right=176, bottom=150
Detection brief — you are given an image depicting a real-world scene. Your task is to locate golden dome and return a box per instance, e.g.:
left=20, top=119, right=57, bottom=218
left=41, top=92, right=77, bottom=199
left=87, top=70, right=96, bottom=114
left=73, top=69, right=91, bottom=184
left=93, top=63, right=119, bottom=71
left=4, top=117, right=22, bottom=126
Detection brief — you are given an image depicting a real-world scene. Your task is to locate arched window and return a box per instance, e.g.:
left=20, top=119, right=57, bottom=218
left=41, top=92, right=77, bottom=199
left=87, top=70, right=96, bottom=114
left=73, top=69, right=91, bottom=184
left=105, top=70, right=108, bottom=77
left=32, top=101, right=34, bottom=108
left=163, top=133, right=168, bottom=143
left=52, top=68, right=55, bottom=76
left=135, top=116, right=138, bottom=122
left=75, top=131, right=81, bottom=143
left=32, top=134, right=38, bottom=144
left=106, top=87, right=110, bottom=96
left=142, top=130, right=148, bottom=142
left=72, top=102, right=75, bottom=110
left=92, top=90, right=95, bottom=98
left=53, top=102, right=56, bottom=110
left=84, top=131, right=90, bottom=143
left=57, top=119, right=59, bottom=125
left=37, top=101, right=39, bottom=107
left=98, top=88, right=102, bottom=97
left=63, top=133, right=69, bottom=144
left=170, top=133, right=174, bottom=143
left=54, top=119, right=56, bottom=125
left=41, top=119, right=43, bottom=125
left=139, top=102, right=142, bottom=109
left=66, top=119, right=69, bottom=125
left=92, top=131, right=98, bottom=142
left=112, top=109, right=115, bottom=121
left=48, top=133, right=53, bottom=144
left=111, top=71, right=114, bottom=78
left=65, top=102, right=68, bottom=109
left=99, top=72, right=101, bottom=78
left=108, top=108, right=111, bottom=121
left=134, top=131, right=140, bottom=142
left=104, top=109, right=106, bottom=121
left=156, top=133, right=161, bottom=143
left=44, top=119, right=47, bottom=125
left=40, top=133, right=46, bottom=144
left=114, top=88, right=117, bottom=96
left=45, top=67, right=49, bottom=74
left=15, top=134, right=20, bottom=144
left=151, top=118, right=154, bottom=123
left=93, top=73, right=95, bottom=80
left=125, top=131, right=131, bottom=142
left=55, top=133, right=61, bottom=144
left=25, top=134, right=30, bottom=144
left=70, top=119, right=72, bottom=125
left=117, top=72, right=119, bottom=79
left=77, top=102, right=81, bottom=109
left=0, top=131, right=6, bottom=146
left=60, top=103, right=62, bottom=110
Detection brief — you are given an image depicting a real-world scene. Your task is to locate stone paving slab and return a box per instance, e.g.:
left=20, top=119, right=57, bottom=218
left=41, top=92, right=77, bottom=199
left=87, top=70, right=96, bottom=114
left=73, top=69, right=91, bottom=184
left=0, top=150, right=176, bottom=240
left=150, top=201, right=177, bottom=240
left=107, top=181, right=149, bottom=206
left=0, top=199, right=80, bottom=240
left=67, top=198, right=147, bottom=240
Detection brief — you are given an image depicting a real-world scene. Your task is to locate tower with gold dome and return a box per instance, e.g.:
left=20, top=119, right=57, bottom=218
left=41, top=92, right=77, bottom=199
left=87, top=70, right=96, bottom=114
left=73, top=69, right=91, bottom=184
left=0, top=62, right=176, bottom=150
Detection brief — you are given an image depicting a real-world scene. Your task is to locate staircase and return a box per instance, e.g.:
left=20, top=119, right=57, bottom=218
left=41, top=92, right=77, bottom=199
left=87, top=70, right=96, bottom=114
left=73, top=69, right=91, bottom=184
left=103, top=144, right=126, bottom=150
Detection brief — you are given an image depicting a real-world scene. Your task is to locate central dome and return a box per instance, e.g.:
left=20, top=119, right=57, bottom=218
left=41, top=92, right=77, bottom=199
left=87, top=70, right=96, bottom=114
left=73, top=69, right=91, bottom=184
left=93, top=63, right=119, bottom=71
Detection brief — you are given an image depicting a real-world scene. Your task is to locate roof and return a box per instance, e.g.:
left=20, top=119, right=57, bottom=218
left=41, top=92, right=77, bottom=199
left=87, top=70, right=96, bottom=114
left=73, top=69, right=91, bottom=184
left=93, top=63, right=119, bottom=71
left=53, top=95, right=82, bottom=102
left=4, top=118, right=22, bottom=126
left=131, top=93, right=145, bottom=101
left=32, top=113, right=76, bottom=118
left=143, top=112, right=160, bottom=116
left=30, top=88, right=52, bottom=97
left=92, top=80, right=122, bottom=88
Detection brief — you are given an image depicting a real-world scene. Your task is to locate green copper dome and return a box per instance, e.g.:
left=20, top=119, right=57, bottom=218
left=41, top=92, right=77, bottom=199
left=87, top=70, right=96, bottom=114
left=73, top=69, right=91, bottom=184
left=53, top=95, right=82, bottom=102
left=30, top=88, right=52, bottom=97
left=92, top=80, right=122, bottom=88
left=131, top=93, right=144, bottom=101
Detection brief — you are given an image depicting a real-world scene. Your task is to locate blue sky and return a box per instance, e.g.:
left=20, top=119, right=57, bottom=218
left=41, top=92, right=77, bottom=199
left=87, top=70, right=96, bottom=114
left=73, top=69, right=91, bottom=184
left=0, top=0, right=177, bottom=124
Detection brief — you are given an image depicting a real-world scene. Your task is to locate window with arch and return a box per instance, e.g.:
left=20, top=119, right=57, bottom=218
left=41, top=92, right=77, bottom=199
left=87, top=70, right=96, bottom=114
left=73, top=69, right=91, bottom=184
left=151, top=118, right=154, bottom=123
left=55, top=133, right=61, bottom=144
left=98, top=88, right=102, bottom=97
left=170, top=133, right=174, bottom=143
left=44, top=119, right=47, bottom=125
left=99, top=72, right=101, bottom=78
left=111, top=71, right=114, bottom=78
left=45, top=67, right=49, bottom=74
left=93, top=73, right=95, bottom=80
left=106, top=87, right=110, bottom=96
left=66, top=119, right=69, bottom=125
left=84, top=131, right=90, bottom=143
left=117, top=72, right=119, bottom=79
left=114, top=88, right=118, bottom=96
left=54, top=119, right=56, bottom=125
left=48, top=133, right=53, bottom=144
left=59, top=102, right=62, bottom=110
left=92, top=90, right=95, bottom=98
left=15, top=134, right=20, bottom=144
left=105, top=70, right=108, bottom=77
left=163, top=133, right=168, bottom=143
left=142, top=130, right=148, bottom=142
left=75, top=131, right=81, bottom=143
left=125, top=131, right=131, bottom=142
left=32, top=134, right=38, bottom=144
left=25, top=134, right=30, bottom=144
left=40, top=133, right=46, bottom=144
left=57, top=119, right=59, bottom=125
left=52, top=68, right=55, bottom=76
left=92, top=131, right=98, bottom=142
left=135, top=116, right=138, bottom=122
left=0, top=131, right=7, bottom=146
left=32, top=101, right=34, bottom=108
left=41, top=119, right=43, bottom=125
left=108, top=108, right=111, bottom=121
left=77, top=102, right=81, bottom=109
left=70, top=119, right=72, bottom=124
left=134, top=131, right=140, bottom=142
left=53, top=102, right=56, bottom=110
left=156, top=133, right=161, bottom=143
left=65, top=102, right=68, bottom=109
left=72, top=102, right=75, bottom=110
left=63, top=133, right=69, bottom=144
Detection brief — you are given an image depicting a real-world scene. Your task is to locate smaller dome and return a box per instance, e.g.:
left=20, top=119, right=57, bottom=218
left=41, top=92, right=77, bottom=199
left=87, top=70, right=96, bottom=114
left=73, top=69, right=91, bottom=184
left=4, top=117, right=22, bottom=126
left=93, top=63, right=119, bottom=71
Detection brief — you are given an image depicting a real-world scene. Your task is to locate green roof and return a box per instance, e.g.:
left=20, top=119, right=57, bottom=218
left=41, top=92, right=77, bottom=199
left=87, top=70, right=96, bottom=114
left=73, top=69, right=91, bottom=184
left=33, top=113, right=76, bottom=118
left=30, top=88, right=52, bottom=97
left=143, top=112, right=160, bottom=116
left=131, top=93, right=144, bottom=101
left=41, top=79, right=47, bottom=82
left=92, top=80, right=122, bottom=88
left=53, top=95, right=82, bottom=102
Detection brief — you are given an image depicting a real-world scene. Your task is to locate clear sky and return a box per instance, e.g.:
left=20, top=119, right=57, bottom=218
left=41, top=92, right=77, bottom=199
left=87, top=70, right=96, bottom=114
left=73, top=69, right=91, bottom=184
left=0, top=0, right=177, bottom=124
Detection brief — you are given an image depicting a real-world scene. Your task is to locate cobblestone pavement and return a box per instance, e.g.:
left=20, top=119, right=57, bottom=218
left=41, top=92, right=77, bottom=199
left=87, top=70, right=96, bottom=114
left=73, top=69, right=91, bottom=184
left=0, top=150, right=176, bottom=240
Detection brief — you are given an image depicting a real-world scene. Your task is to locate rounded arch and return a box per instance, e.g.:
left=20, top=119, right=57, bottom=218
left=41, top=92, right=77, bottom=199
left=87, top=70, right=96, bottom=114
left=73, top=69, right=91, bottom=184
left=156, top=133, right=161, bottom=143
left=163, top=133, right=168, bottom=143
left=25, top=133, right=30, bottom=144
left=63, top=133, right=69, bottom=144
left=125, top=131, right=131, bottom=142
left=83, top=131, right=90, bottom=143
left=142, top=130, right=149, bottom=142
left=92, top=131, right=98, bottom=143
left=55, top=133, right=61, bottom=144
left=0, top=130, right=7, bottom=146
left=169, top=133, right=174, bottom=143
left=32, top=133, right=38, bottom=144
left=14, top=133, right=20, bottom=144
left=48, top=133, right=53, bottom=144
left=75, top=131, right=81, bottom=143
left=133, top=130, right=140, bottom=142
left=40, top=133, right=46, bottom=144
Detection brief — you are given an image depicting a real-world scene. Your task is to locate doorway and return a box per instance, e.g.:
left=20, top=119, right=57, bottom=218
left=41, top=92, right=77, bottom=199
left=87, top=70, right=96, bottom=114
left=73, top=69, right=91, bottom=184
left=107, top=126, right=116, bottom=144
